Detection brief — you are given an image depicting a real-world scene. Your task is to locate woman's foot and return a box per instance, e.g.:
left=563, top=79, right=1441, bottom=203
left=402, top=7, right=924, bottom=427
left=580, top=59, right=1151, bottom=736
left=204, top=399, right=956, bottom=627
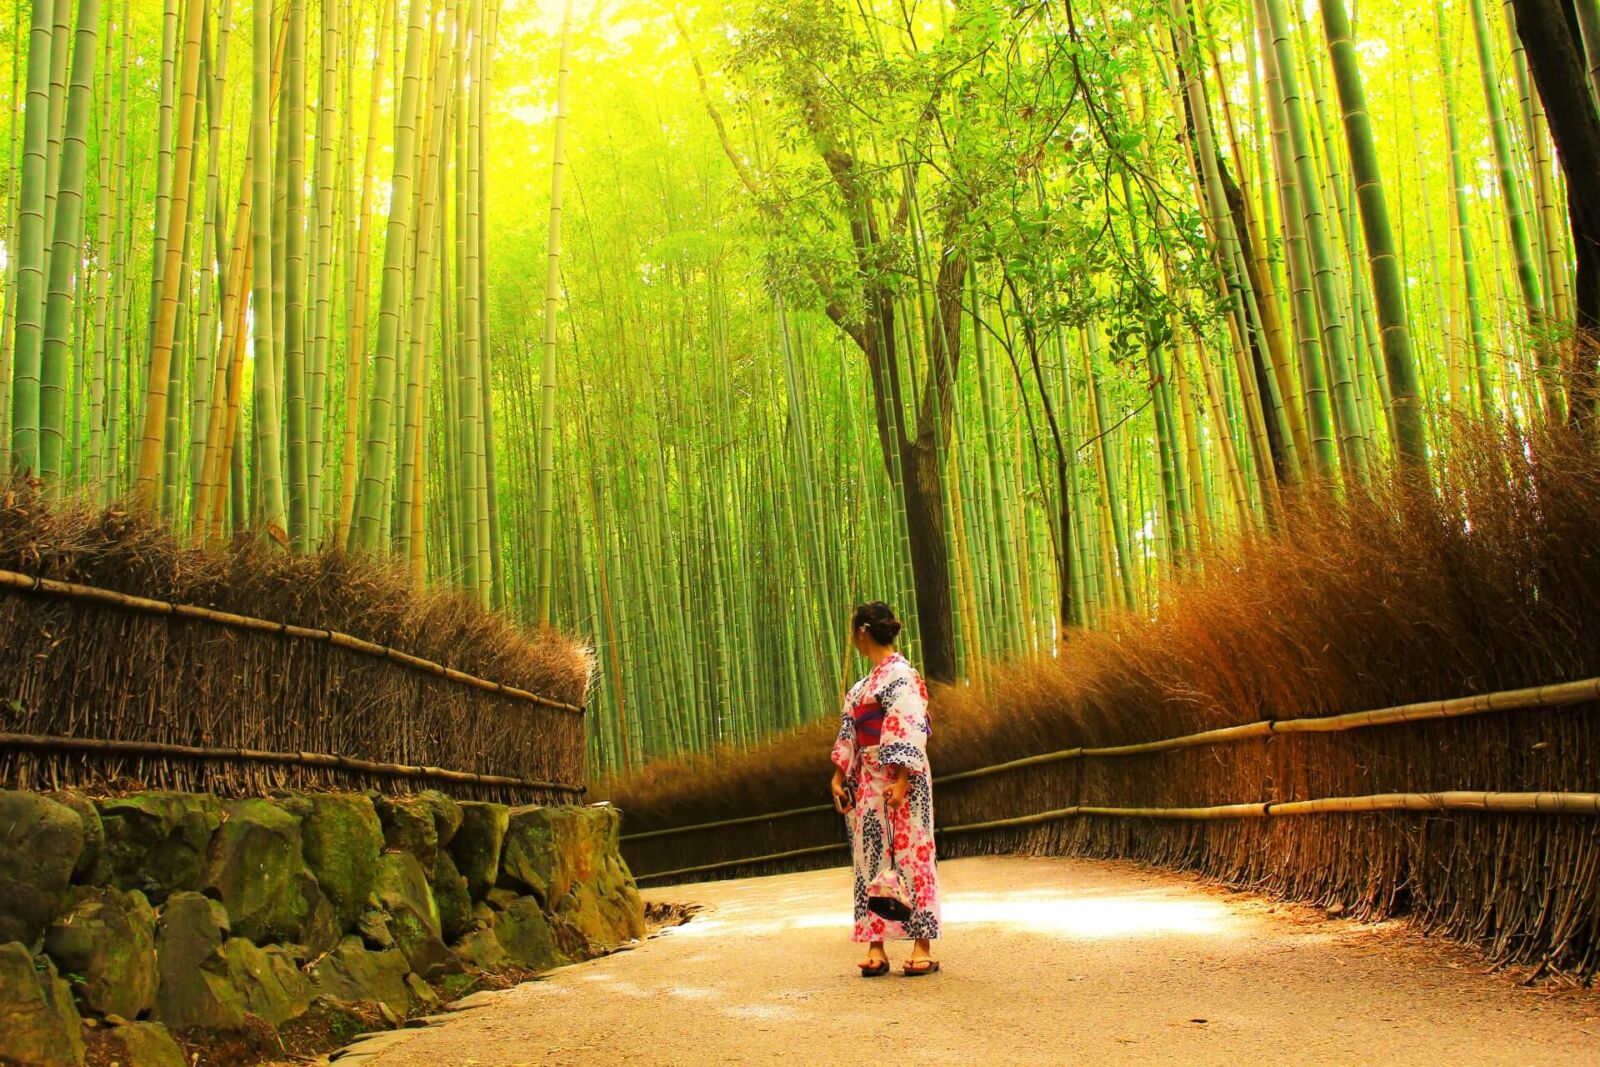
left=903, top=939, right=939, bottom=976
left=858, top=943, right=890, bottom=976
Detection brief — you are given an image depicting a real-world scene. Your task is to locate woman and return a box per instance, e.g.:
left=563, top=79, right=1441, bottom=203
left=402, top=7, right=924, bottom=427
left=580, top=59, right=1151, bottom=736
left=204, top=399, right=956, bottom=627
left=829, top=602, right=941, bottom=977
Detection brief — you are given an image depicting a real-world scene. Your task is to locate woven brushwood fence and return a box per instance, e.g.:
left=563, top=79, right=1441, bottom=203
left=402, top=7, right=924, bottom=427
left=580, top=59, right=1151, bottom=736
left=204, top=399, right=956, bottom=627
left=0, top=497, right=592, bottom=804
left=621, top=679, right=1600, bottom=975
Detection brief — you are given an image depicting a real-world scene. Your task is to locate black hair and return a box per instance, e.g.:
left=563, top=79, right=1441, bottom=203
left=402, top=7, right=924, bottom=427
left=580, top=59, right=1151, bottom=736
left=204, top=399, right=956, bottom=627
left=851, top=601, right=903, bottom=646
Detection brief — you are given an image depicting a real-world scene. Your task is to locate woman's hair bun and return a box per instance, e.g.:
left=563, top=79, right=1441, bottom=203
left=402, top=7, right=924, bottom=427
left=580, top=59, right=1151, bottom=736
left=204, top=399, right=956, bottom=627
left=851, top=601, right=902, bottom=646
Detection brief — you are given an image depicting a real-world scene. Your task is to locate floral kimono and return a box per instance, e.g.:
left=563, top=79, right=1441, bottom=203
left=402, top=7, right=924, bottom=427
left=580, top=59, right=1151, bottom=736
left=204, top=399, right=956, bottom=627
left=831, top=652, right=941, bottom=942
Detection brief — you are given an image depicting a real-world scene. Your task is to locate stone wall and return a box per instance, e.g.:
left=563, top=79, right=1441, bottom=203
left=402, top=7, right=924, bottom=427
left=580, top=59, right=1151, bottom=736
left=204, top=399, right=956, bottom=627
left=0, top=788, right=645, bottom=1067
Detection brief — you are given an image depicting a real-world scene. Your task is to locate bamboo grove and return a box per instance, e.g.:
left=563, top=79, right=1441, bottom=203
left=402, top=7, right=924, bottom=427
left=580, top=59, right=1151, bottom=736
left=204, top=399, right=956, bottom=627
left=0, top=0, right=1596, bottom=775
left=0, top=0, right=518, bottom=599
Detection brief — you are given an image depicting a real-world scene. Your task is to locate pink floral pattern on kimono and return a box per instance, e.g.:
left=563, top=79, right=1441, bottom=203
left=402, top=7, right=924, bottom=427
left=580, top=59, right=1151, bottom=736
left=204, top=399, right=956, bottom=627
left=831, top=653, right=940, bottom=943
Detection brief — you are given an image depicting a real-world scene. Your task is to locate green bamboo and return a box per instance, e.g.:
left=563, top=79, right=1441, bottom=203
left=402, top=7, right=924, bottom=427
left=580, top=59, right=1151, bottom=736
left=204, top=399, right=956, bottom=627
left=1264, top=0, right=1370, bottom=483
left=533, top=0, right=572, bottom=622
left=250, top=0, right=287, bottom=533
left=351, top=0, right=426, bottom=551
left=1317, top=0, right=1427, bottom=472
left=43, top=0, right=97, bottom=490
left=1468, top=0, right=1562, bottom=419
left=9, top=0, right=56, bottom=474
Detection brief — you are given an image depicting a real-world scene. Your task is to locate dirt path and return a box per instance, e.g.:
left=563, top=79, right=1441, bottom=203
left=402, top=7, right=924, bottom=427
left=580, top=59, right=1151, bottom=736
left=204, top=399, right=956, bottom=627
left=357, top=856, right=1600, bottom=1066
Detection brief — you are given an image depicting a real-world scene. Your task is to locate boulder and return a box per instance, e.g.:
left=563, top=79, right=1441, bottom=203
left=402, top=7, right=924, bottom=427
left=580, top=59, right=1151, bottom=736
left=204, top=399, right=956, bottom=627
left=485, top=887, right=520, bottom=912
left=201, top=798, right=336, bottom=954
left=501, top=805, right=645, bottom=950
left=0, top=792, right=84, bottom=950
left=95, top=793, right=221, bottom=904
left=404, top=972, right=440, bottom=1011
left=450, top=928, right=508, bottom=970
left=498, top=805, right=563, bottom=904
left=99, top=1022, right=186, bottom=1067
left=416, top=791, right=463, bottom=847
left=309, top=936, right=417, bottom=1018
left=0, top=942, right=84, bottom=1067
left=296, top=793, right=383, bottom=934
left=553, top=808, right=647, bottom=949
left=492, top=896, right=563, bottom=972
left=42, top=887, right=158, bottom=1020
left=219, top=939, right=314, bottom=1026
left=355, top=908, right=395, bottom=950
left=45, top=791, right=103, bottom=883
left=375, top=796, right=438, bottom=870
left=151, top=892, right=245, bottom=1031
left=432, top=851, right=473, bottom=943
left=450, top=802, right=508, bottom=901
left=372, top=853, right=458, bottom=979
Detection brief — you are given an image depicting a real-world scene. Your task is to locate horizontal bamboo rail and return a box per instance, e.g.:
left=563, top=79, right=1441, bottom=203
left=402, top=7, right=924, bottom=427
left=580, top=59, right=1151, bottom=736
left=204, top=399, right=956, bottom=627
left=0, top=731, right=588, bottom=795
left=634, top=789, right=1600, bottom=884
left=623, top=804, right=836, bottom=843
left=0, top=567, right=584, bottom=714
left=623, top=675, right=1600, bottom=842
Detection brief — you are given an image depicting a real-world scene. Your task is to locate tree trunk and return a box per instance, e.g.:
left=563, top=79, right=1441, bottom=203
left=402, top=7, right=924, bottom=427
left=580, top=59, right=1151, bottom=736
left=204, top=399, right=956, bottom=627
left=903, top=432, right=955, bottom=682
left=1511, top=0, right=1600, bottom=428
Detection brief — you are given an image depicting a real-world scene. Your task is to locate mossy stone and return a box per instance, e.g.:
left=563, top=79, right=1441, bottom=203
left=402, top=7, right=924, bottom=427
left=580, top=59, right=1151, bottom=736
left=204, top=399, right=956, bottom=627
left=309, top=936, right=417, bottom=1018
left=100, top=1022, right=186, bottom=1067
left=498, top=805, right=563, bottom=904
left=0, top=791, right=84, bottom=950
left=296, top=793, right=383, bottom=935
left=0, top=942, right=85, bottom=1067
left=485, top=887, right=520, bottom=911
left=95, top=793, right=221, bottom=904
left=500, top=805, right=644, bottom=951
left=416, top=791, right=463, bottom=848
left=492, top=896, right=563, bottom=972
left=372, top=853, right=457, bottom=979
left=450, top=928, right=508, bottom=969
left=219, top=939, right=314, bottom=1026
left=43, top=887, right=158, bottom=1020
left=375, top=796, right=438, bottom=870
left=554, top=807, right=647, bottom=948
left=151, top=892, right=245, bottom=1031
left=45, top=790, right=103, bottom=884
left=201, top=799, right=336, bottom=954
left=432, top=851, right=473, bottom=943
left=449, top=803, right=508, bottom=901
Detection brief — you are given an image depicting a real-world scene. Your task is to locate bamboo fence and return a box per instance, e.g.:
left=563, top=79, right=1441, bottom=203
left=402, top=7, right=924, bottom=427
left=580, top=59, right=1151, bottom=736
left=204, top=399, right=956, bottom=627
left=624, top=673, right=1600, bottom=977
left=0, top=566, right=588, bottom=801
left=636, top=790, right=1600, bottom=884
left=624, top=675, right=1600, bottom=844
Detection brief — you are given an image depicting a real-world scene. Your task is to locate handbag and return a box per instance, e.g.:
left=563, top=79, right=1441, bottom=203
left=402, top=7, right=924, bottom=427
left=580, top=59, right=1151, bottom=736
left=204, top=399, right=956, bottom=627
left=865, top=851, right=915, bottom=922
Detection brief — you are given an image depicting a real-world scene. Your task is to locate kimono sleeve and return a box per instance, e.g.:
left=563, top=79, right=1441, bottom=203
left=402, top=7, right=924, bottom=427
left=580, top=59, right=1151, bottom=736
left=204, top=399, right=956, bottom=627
left=830, top=702, right=857, bottom=776
left=876, top=663, right=931, bottom=772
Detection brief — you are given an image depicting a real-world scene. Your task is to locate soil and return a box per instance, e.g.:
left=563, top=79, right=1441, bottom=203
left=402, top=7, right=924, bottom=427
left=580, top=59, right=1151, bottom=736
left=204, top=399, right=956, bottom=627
left=348, top=855, right=1600, bottom=1067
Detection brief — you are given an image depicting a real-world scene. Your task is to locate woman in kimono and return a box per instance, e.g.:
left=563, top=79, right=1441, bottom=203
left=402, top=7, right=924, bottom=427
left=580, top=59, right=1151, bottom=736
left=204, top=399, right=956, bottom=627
left=829, top=602, right=941, bottom=977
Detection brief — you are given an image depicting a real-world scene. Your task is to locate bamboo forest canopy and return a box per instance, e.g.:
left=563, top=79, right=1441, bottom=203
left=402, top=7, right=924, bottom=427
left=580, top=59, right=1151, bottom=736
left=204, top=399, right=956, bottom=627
left=1, top=0, right=1597, bottom=773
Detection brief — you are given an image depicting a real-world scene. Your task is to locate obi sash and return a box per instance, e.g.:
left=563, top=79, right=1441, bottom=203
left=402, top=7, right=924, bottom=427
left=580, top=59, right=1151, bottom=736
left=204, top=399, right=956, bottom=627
left=851, top=696, right=886, bottom=748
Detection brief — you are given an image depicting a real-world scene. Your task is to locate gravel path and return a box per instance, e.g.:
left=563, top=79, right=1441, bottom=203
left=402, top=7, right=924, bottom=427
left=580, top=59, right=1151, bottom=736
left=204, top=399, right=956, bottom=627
left=360, top=856, right=1600, bottom=1066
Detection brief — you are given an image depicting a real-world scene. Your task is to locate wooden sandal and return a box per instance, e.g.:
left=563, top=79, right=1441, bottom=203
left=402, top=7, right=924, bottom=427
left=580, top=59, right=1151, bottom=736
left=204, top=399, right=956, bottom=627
left=859, top=958, right=891, bottom=977
left=902, top=958, right=940, bottom=976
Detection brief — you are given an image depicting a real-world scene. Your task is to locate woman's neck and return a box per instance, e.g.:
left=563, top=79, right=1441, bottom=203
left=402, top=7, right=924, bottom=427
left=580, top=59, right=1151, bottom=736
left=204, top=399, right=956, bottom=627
left=867, top=646, right=896, bottom=669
